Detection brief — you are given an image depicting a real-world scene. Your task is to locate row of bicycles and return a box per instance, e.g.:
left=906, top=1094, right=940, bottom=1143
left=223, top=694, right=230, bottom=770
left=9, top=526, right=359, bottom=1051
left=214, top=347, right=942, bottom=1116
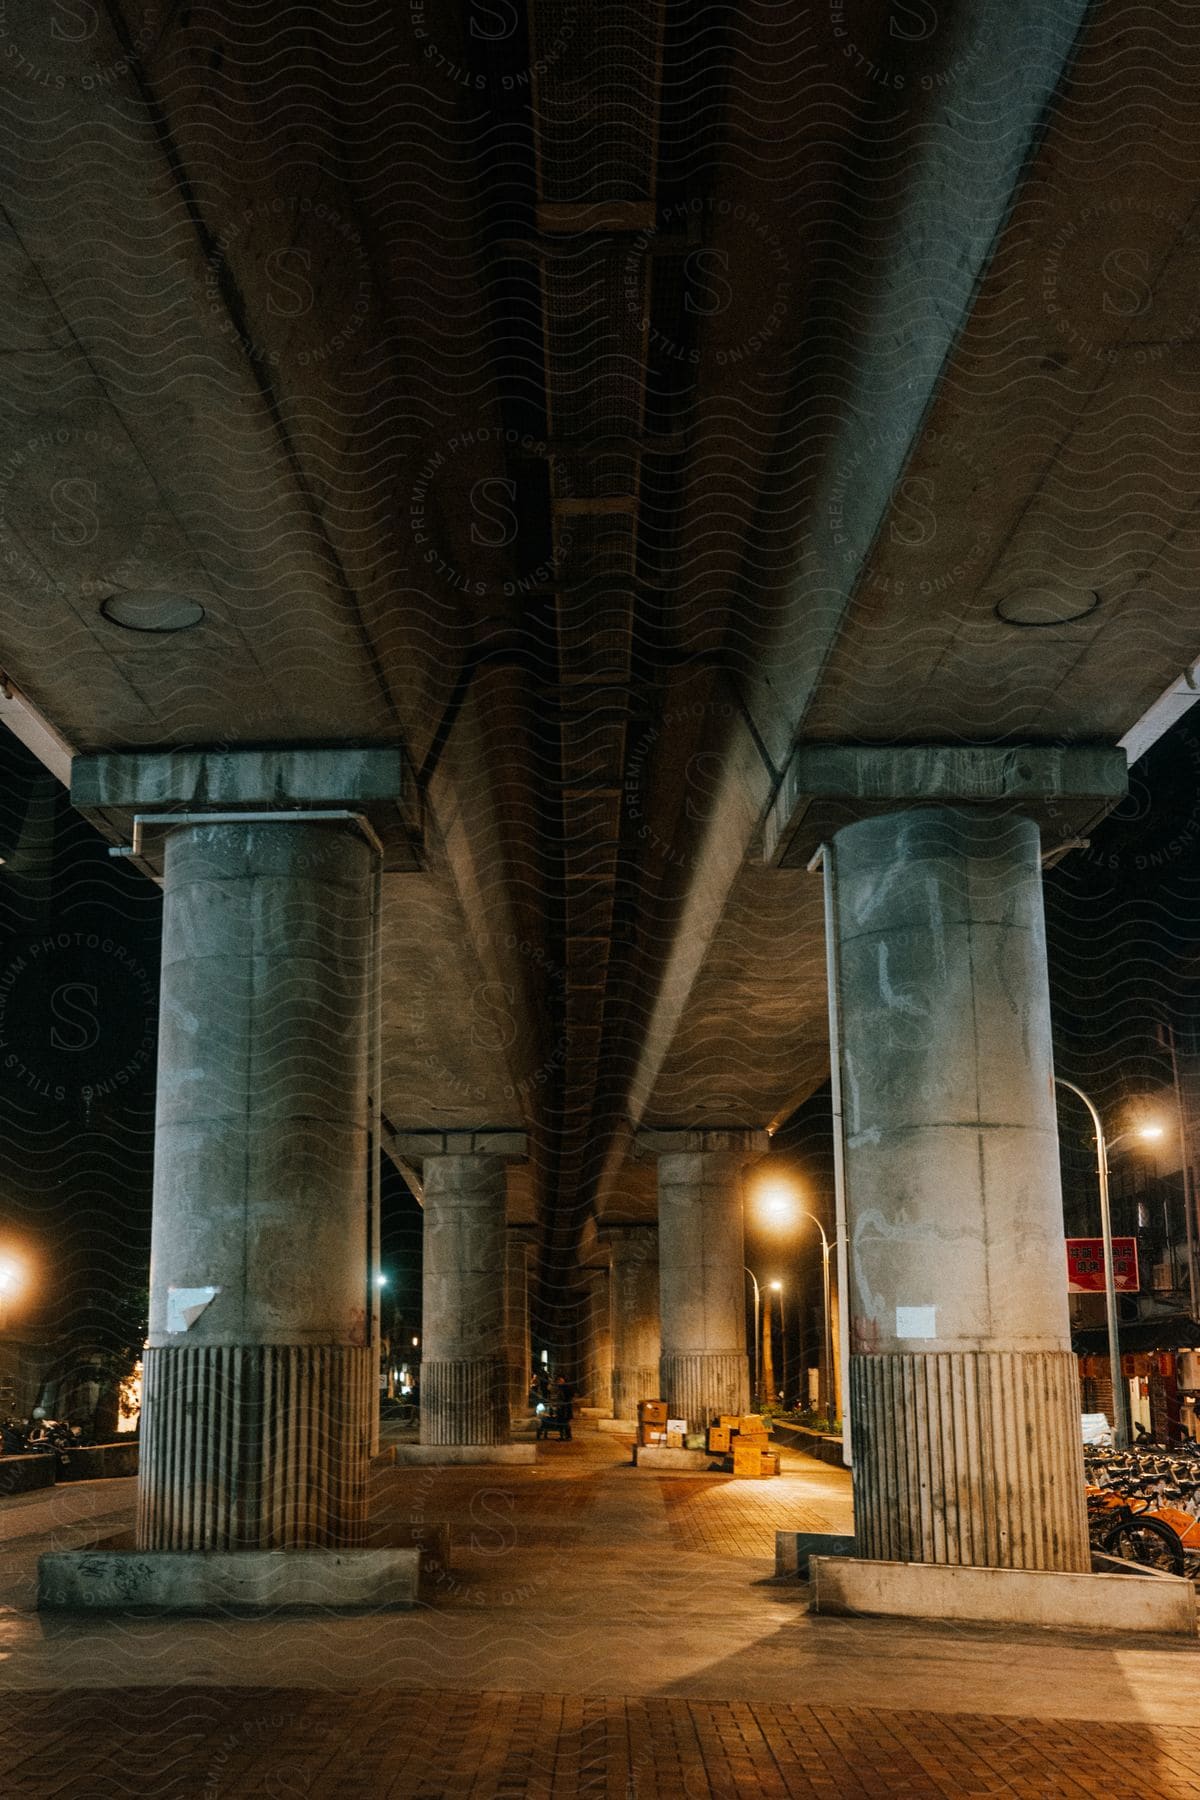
left=1085, top=1442, right=1200, bottom=1578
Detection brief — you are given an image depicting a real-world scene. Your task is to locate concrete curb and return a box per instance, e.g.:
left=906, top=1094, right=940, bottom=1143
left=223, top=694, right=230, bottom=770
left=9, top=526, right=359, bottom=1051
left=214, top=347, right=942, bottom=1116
left=811, top=1555, right=1197, bottom=1637
left=38, top=1546, right=425, bottom=1613
left=770, top=1421, right=846, bottom=1467
left=390, top=1443, right=537, bottom=1466
left=0, top=1454, right=57, bottom=1496
left=776, top=1531, right=857, bottom=1577
left=632, top=1445, right=726, bottom=1473
left=60, top=1442, right=139, bottom=1481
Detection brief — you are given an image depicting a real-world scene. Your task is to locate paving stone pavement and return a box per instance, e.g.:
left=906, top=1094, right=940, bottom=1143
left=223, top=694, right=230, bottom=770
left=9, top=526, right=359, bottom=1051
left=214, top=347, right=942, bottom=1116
left=3, top=1428, right=1199, bottom=1796
left=659, top=1474, right=838, bottom=1557
left=6, top=1687, right=1200, bottom=1797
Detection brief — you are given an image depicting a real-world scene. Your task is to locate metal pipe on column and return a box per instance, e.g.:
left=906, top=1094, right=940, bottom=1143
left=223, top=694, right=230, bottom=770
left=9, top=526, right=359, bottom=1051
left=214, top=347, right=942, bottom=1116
left=811, top=841, right=851, bottom=1463
left=1166, top=1023, right=1199, bottom=1320
left=368, top=854, right=383, bottom=1456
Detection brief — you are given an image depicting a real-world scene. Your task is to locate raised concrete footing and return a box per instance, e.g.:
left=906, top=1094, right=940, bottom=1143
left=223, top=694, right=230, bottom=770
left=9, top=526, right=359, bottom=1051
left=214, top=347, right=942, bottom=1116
left=61, top=1442, right=139, bottom=1482
left=38, top=1547, right=425, bottom=1613
left=597, top=1418, right=635, bottom=1434
left=776, top=1531, right=857, bottom=1577
left=632, top=1445, right=722, bottom=1472
left=810, top=1556, right=1196, bottom=1637
left=391, top=1443, right=536, bottom=1467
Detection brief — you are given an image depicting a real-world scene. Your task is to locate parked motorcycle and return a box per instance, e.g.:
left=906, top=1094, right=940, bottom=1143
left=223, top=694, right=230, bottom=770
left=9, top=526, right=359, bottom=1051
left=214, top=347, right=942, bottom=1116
left=21, top=1418, right=82, bottom=1465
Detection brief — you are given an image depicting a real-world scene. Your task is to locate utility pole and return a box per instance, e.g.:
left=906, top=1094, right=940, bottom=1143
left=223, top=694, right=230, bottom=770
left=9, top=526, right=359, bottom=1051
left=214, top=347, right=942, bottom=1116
left=1165, top=1019, right=1199, bottom=1319
left=760, top=1284, right=776, bottom=1404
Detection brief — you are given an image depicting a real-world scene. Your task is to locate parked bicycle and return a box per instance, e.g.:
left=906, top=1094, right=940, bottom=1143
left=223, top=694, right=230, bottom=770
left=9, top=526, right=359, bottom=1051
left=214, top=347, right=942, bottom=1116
left=1085, top=1444, right=1200, bottom=1579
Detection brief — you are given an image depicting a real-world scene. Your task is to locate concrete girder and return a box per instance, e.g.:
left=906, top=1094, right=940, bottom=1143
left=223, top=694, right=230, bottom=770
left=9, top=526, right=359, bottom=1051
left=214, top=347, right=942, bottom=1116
left=599, top=1, right=1138, bottom=1162
left=0, top=9, right=557, bottom=1184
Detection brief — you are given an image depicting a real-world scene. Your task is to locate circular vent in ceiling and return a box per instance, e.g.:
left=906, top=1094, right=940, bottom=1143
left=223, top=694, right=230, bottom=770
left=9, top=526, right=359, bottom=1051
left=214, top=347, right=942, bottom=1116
left=994, top=589, right=1100, bottom=628
left=100, top=591, right=206, bottom=633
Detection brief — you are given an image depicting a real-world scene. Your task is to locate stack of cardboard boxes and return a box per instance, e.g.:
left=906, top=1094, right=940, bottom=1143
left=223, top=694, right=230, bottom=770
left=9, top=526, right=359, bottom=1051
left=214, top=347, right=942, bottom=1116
left=637, top=1399, right=669, bottom=1447
left=636, top=1401, right=782, bottom=1476
left=636, top=1400, right=718, bottom=1454
left=706, top=1413, right=781, bottom=1478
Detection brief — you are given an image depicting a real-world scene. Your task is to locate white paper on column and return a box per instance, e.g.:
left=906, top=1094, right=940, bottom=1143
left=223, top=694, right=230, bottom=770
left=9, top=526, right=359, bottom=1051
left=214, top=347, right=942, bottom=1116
left=895, top=1305, right=936, bottom=1340
left=166, top=1285, right=221, bottom=1333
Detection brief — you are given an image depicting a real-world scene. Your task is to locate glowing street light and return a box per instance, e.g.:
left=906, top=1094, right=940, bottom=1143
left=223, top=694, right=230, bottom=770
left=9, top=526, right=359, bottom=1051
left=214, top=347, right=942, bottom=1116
left=375, top=1273, right=389, bottom=1288
left=0, top=1256, right=23, bottom=1331
left=756, top=1181, right=799, bottom=1230
left=751, top=1175, right=837, bottom=1422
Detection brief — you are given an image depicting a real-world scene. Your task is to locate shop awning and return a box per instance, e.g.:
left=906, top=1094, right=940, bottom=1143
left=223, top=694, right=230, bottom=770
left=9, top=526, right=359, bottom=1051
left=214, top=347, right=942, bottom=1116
left=1072, top=1315, right=1200, bottom=1355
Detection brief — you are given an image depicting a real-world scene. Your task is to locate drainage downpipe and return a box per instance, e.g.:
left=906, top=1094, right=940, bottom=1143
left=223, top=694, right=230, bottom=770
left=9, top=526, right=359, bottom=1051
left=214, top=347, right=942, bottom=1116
left=810, top=841, right=852, bottom=1469
left=369, top=850, right=383, bottom=1453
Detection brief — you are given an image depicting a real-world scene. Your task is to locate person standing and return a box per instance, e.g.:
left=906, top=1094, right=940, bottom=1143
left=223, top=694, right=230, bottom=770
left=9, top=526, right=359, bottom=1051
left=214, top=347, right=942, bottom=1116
left=553, top=1374, right=574, bottom=1441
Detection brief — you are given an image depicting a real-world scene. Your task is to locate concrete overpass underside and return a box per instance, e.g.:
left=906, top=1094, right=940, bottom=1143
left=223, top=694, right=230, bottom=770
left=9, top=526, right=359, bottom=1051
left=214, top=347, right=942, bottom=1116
left=3, top=0, right=1200, bottom=1613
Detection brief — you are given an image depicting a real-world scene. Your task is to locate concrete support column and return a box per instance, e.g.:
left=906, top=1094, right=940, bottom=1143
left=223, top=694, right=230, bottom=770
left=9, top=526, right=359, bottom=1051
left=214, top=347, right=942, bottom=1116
left=504, top=1225, right=536, bottom=1423
left=606, top=1225, right=660, bottom=1420
left=641, top=1129, right=768, bottom=1429
left=409, top=1132, right=526, bottom=1446
left=832, top=807, right=1090, bottom=1571
left=139, top=820, right=375, bottom=1552
left=578, top=1268, right=613, bottom=1411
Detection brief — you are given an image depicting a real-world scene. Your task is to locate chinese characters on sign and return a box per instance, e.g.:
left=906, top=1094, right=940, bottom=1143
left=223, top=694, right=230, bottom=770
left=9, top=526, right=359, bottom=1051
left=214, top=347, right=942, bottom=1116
left=1065, top=1237, right=1140, bottom=1294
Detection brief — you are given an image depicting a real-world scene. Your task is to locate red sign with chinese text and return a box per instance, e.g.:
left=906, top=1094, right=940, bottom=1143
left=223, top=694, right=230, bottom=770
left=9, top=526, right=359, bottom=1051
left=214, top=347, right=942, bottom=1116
left=1065, top=1237, right=1139, bottom=1293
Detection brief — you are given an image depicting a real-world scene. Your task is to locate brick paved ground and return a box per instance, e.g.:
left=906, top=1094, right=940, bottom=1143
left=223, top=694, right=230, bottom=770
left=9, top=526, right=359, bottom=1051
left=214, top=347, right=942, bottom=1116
left=6, top=1687, right=1200, bottom=1797
left=660, top=1472, right=840, bottom=1557
left=3, top=1428, right=1198, bottom=1795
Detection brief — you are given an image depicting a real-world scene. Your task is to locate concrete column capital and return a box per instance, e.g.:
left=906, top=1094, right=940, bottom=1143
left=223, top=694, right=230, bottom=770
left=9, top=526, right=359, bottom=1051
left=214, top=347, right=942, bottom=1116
left=70, top=746, right=421, bottom=872
left=391, top=1129, right=527, bottom=1165
left=636, top=1127, right=769, bottom=1164
left=601, top=1222, right=659, bottom=1263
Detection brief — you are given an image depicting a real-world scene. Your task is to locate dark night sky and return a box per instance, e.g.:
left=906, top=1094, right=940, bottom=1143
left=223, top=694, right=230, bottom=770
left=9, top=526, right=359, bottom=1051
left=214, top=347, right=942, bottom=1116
left=0, top=705, right=1196, bottom=1356
left=0, top=729, right=158, bottom=1356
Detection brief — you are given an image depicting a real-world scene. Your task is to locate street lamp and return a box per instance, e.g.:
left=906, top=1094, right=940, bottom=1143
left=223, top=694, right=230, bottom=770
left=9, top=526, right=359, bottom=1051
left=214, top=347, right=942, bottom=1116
left=752, top=1173, right=838, bottom=1425
left=1057, top=1078, right=1162, bottom=1449
left=786, top=1214, right=835, bottom=1427
left=769, top=1281, right=786, bottom=1408
left=1162, top=1021, right=1200, bottom=1317
left=744, top=1268, right=761, bottom=1405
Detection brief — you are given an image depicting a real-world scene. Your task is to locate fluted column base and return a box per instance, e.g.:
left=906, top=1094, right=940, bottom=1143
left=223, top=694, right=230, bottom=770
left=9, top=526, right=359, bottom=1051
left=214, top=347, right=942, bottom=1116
left=612, top=1366, right=660, bottom=1420
left=420, top=1355, right=508, bottom=1445
left=851, top=1350, right=1090, bottom=1571
left=137, top=1344, right=371, bottom=1551
left=660, top=1350, right=750, bottom=1430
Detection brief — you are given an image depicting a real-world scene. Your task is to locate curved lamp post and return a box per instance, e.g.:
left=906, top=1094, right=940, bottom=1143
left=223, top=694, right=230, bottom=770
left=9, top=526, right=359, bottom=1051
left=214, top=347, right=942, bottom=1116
left=791, top=1214, right=835, bottom=1426
left=744, top=1267, right=761, bottom=1406
left=1056, top=1078, right=1162, bottom=1449
left=752, top=1177, right=839, bottom=1424
left=768, top=1280, right=786, bottom=1410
